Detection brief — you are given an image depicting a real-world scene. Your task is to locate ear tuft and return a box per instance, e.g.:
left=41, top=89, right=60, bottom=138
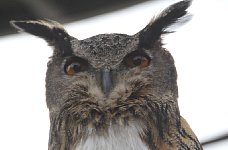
left=10, top=20, right=25, bottom=32
left=138, top=0, right=192, bottom=49
left=10, top=20, right=67, bottom=41
left=10, top=19, right=75, bottom=57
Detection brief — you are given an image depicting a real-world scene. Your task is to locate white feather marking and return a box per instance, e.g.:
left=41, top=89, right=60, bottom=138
left=76, top=123, right=149, bottom=150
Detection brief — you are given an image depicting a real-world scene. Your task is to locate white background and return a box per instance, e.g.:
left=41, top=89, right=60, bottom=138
left=0, top=0, right=227, bottom=149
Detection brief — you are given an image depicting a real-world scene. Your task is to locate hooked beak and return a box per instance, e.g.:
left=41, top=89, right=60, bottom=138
left=101, top=67, right=113, bottom=97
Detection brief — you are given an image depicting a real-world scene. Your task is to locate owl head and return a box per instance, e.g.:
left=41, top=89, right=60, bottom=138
left=11, top=0, right=192, bottom=147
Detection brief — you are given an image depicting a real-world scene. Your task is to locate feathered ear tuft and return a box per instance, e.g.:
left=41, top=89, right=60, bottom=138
left=137, top=0, right=192, bottom=49
left=10, top=19, right=74, bottom=57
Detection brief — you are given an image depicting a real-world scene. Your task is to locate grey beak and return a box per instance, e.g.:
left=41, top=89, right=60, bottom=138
left=101, top=67, right=112, bottom=96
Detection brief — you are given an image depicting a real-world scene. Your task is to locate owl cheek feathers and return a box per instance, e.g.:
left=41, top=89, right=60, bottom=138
left=10, top=0, right=191, bottom=51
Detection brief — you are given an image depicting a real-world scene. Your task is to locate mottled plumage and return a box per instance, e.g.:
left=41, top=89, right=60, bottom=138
left=11, top=0, right=202, bottom=149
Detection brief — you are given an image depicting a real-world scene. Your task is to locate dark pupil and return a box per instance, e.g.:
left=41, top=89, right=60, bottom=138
left=72, top=62, right=81, bottom=72
left=132, top=56, right=142, bottom=66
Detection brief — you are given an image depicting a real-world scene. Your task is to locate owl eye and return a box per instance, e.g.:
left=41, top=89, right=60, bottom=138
left=125, top=52, right=150, bottom=68
left=64, top=57, right=88, bottom=76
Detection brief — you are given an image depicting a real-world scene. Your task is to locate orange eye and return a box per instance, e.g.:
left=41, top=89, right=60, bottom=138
left=125, top=53, right=150, bottom=68
left=64, top=57, right=88, bottom=76
left=65, top=62, right=82, bottom=75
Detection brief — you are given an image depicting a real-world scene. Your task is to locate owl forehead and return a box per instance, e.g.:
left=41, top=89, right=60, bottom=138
left=71, top=34, right=139, bottom=68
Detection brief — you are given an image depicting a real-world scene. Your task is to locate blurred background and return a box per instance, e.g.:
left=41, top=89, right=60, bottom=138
left=0, top=0, right=228, bottom=149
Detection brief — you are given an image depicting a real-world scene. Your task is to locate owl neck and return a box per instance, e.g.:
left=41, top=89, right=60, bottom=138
left=48, top=109, right=202, bottom=150
left=48, top=119, right=152, bottom=150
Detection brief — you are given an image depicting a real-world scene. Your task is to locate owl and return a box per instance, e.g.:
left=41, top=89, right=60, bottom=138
left=11, top=0, right=202, bottom=149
